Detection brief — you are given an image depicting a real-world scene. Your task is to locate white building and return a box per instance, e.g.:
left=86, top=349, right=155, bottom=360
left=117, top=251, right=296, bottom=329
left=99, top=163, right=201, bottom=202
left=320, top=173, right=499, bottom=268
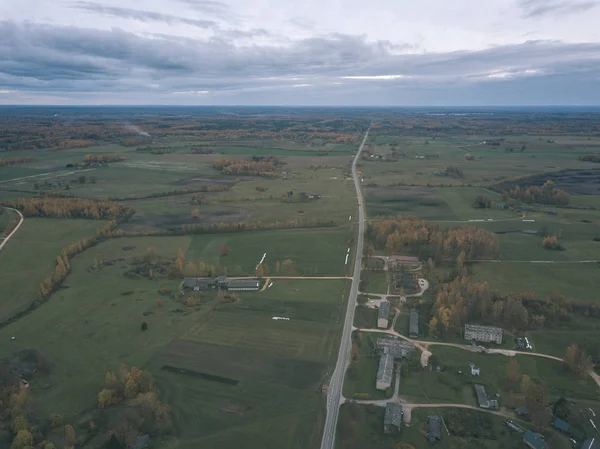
left=464, top=324, right=503, bottom=344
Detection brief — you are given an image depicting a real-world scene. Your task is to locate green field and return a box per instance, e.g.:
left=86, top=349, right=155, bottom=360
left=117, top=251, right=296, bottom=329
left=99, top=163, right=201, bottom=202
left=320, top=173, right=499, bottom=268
left=0, top=229, right=349, bottom=447
left=0, top=217, right=104, bottom=321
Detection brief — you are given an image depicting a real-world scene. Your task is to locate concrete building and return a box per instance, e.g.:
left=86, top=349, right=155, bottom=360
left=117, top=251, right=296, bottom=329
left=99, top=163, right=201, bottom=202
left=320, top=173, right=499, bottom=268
left=376, top=350, right=394, bottom=391
left=428, top=416, right=441, bottom=444
left=464, top=324, right=503, bottom=344
left=378, top=300, right=390, bottom=328
left=376, top=337, right=414, bottom=359
left=383, top=403, right=403, bottom=434
left=409, top=308, right=419, bottom=338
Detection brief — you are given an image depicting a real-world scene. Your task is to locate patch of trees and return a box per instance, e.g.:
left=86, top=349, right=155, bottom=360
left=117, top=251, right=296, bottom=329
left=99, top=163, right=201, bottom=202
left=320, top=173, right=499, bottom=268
left=579, top=154, right=600, bottom=163
left=190, top=146, right=215, bottom=154
left=368, top=218, right=499, bottom=262
left=443, top=410, right=496, bottom=439
left=0, top=157, right=36, bottom=166
left=473, top=195, right=491, bottom=209
left=213, top=158, right=282, bottom=177
left=563, top=344, right=594, bottom=378
left=502, top=180, right=570, bottom=205
left=542, top=235, right=563, bottom=250
left=84, top=154, right=126, bottom=163
left=428, top=276, right=600, bottom=336
left=4, top=197, right=134, bottom=219
left=135, top=146, right=173, bottom=154
left=442, top=166, right=464, bottom=179
left=464, top=153, right=475, bottom=161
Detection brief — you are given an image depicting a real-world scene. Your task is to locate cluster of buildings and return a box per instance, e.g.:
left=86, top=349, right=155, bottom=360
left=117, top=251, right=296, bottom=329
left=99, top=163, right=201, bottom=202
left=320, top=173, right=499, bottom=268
left=183, top=276, right=261, bottom=292
left=464, top=324, right=503, bottom=344
left=375, top=337, right=414, bottom=391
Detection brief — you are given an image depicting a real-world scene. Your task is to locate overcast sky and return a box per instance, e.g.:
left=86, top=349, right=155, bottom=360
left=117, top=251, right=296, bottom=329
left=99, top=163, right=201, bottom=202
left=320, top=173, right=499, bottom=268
left=1, top=0, right=600, bottom=105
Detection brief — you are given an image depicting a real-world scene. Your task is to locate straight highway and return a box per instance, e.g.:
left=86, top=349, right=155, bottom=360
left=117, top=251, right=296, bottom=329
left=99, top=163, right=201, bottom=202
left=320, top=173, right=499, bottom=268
left=320, top=125, right=370, bottom=449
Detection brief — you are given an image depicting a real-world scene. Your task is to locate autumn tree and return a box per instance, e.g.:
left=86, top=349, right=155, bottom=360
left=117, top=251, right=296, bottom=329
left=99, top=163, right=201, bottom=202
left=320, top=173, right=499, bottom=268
left=542, top=236, right=562, bottom=250
left=256, top=263, right=266, bottom=278
left=564, top=344, right=593, bottom=377
left=11, top=430, right=33, bottom=449
left=219, top=245, right=231, bottom=257
left=191, top=208, right=200, bottom=218
left=506, top=358, right=520, bottom=383
left=65, top=424, right=76, bottom=449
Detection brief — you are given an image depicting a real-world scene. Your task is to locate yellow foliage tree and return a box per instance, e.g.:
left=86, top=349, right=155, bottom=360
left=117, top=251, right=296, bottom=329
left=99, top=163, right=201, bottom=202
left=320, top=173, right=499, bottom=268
left=11, top=430, right=33, bottom=449
left=98, top=389, right=113, bottom=408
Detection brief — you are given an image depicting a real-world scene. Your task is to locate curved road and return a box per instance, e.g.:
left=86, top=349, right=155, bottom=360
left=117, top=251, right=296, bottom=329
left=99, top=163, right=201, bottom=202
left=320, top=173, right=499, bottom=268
left=0, top=207, right=24, bottom=251
left=320, top=126, right=370, bottom=449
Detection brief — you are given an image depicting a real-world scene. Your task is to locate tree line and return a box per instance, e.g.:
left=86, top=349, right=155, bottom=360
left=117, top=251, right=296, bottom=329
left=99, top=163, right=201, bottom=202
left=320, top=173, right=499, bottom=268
left=501, top=180, right=570, bottom=205
left=3, top=197, right=134, bottom=219
left=367, top=218, right=499, bottom=262
left=213, top=158, right=281, bottom=178
left=107, top=184, right=230, bottom=201
left=579, top=154, right=600, bottom=163
left=0, top=157, right=36, bottom=166
left=84, top=154, right=126, bottom=163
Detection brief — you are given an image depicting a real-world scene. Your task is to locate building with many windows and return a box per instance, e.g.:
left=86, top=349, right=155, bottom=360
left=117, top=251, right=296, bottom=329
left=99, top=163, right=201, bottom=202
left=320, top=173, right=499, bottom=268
left=464, top=324, right=503, bottom=344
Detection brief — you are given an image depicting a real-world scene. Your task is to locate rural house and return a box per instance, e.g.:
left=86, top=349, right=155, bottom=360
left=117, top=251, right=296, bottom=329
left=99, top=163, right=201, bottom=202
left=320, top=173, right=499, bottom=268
left=464, top=324, right=503, bottom=344
left=409, top=308, right=419, bottom=338
left=428, top=416, right=441, bottom=444
left=376, top=349, right=394, bottom=390
left=474, top=384, right=498, bottom=409
left=383, top=402, right=403, bottom=434
left=378, top=300, right=390, bottom=328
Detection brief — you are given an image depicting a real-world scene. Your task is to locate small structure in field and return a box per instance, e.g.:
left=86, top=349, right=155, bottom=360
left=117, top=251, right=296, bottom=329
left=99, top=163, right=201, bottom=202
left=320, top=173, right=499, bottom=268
left=383, top=402, right=403, bottom=434
left=184, top=276, right=260, bottom=292
left=378, top=300, right=390, bottom=328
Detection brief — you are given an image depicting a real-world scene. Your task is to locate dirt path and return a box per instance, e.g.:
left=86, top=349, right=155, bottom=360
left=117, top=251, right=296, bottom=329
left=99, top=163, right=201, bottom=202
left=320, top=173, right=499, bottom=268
left=0, top=168, right=96, bottom=184
left=0, top=207, right=24, bottom=251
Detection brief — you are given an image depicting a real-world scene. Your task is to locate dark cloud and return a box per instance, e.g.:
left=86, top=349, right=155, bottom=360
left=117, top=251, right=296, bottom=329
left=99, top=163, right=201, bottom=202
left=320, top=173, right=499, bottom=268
left=71, top=1, right=218, bottom=29
left=1, top=20, right=600, bottom=104
left=519, top=0, right=599, bottom=18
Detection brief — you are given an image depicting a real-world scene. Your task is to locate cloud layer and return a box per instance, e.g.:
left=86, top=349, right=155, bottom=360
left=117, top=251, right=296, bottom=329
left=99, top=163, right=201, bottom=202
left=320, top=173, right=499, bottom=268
left=1, top=0, right=600, bottom=105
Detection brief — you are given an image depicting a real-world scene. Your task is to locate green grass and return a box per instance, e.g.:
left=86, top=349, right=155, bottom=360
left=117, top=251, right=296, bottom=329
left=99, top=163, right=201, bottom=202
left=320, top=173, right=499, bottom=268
left=469, top=263, right=600, bottom=303
left=0, top=218, right=104, bottom=321
left=525, top=329, right=600, bottom=358
left=360, top=271, right=389, bottom=294
left=185, top=226, right=353, bottom=276
left=399, top=347, right=599, bottom=404
left=354, top=306, right=378, bottom=328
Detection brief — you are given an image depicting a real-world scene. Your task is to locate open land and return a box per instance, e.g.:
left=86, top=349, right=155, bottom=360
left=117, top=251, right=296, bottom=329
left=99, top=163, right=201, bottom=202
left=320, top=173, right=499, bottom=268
left=2, top=108, right=600, bottom=449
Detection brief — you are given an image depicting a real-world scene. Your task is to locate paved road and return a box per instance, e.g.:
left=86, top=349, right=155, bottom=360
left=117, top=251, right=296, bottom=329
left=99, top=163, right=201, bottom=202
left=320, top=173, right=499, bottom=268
left=320, top=126, right=370, bottom=449
left=0, top=207, right=24, bottom=251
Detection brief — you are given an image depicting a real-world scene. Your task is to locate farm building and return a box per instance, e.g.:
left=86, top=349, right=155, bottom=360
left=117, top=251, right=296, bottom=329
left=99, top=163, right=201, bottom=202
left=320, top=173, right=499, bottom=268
left=428, top=416, right=441, bottom=444
left=378, top=300, right=390, bottom=328
left=183, top=277, right=260, bottom=291
left=474, top=384, right=498, bottom=409
left=464, top=324, right=503, bottom=344
left=376, top=337, right=414, bottom=359
left=376, top=350, right=394, bottom=391
left=409, top=308, right=419, bottom=338
left=523, top=430, right=546, bottom=449
left=383, top=403, right=403, bottom=434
